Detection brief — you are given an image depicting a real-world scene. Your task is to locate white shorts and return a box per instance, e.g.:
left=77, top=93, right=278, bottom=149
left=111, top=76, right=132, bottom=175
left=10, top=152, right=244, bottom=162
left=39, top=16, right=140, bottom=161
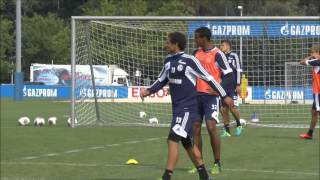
left=312, top=93, right=320, bottom=112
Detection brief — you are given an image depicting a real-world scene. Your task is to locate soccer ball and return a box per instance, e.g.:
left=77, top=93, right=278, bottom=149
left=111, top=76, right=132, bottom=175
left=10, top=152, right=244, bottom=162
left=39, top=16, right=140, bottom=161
left=148, top=117, right=158, bottom=124
left=67, top=117, right=78, bottom=126
left=34, top=117, right=45, bottom=126
left=139, top=111, right=146, bottom=118
left=18, top=116, right=30, bottom=126
left=48, top=117, right=57, bottom=125
left=239, top=119, right=247, bottom=127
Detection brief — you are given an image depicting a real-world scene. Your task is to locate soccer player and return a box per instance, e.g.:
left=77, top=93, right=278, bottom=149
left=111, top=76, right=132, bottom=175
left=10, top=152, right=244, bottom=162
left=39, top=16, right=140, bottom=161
left=220, top=39, right=243, bottom=137
left=190, top=27, right=234, bottom=175
left=299, top=45, right=320, bottom=139
left=140, top=32, right=234, bottom=180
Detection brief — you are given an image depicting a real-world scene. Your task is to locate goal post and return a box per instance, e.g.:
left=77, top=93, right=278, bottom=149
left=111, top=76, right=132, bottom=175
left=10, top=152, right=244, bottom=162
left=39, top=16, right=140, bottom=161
left=284, top=62, right=313, bottom=105
left=71, top=16, right=320, bottom=128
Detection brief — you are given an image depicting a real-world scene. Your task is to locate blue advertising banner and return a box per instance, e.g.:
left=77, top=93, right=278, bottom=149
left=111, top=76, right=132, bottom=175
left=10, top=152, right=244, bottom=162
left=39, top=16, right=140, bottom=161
left=23, top=85, right=67, bottom=98
left=1, top=84, right=14, bottom=97
left=267, top=21, right=320, bottom=37
left=1, top=84, right=128, bottom=99
left=188, top=21, right=264, bottom=37
left=2, top=85, right=313, bottom=101
left=188, top=21, right=319, bottom=37
left=77, top=86, right=128, bottom=99
left=252, top=86, right=313, bottom=100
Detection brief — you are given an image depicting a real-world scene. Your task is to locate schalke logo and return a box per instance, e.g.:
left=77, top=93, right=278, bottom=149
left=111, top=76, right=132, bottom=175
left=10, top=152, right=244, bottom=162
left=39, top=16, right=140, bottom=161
left=177, top=64, right=184, bottom=72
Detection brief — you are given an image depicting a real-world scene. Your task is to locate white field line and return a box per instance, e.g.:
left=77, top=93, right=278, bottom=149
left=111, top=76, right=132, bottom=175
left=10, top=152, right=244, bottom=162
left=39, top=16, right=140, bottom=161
left=88, top=146, right=104, bottom=150
left=1, top=161, right=319, bottom=177
left=223, top=167, right=319, bottom=176
left=106, top=143, right=121, bottom=147
left=19, top=137, right=166, bottom=161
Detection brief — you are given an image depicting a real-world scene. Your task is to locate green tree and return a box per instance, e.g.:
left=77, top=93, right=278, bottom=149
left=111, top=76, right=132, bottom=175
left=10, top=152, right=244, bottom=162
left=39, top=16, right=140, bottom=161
left=0, top=18, right=14, bottom=83
left=0, top=59, right=14, bottom=83
left=0, top=0, right=15, bottom=20
left=22, top=13, right=70, bottom=71
left=82, top=0, right=196, bottom=16
left=22, top=0, right=63, bottom=16
left=0, top=19, right=13, bottom=63
left=22, top=0, right=87, bottom=18
left=82, top=0, right=148, bottom=16
left=297, top=0, right=320, bottom=16
left=264, top=0, right=298, bottom=16
left=57, top=0, right=87, bottom=18
left=149, top=0, right=195, bottom=16
left=193, top=0, right=236, bottom=16
left=244, top=0, right=309, bottom=16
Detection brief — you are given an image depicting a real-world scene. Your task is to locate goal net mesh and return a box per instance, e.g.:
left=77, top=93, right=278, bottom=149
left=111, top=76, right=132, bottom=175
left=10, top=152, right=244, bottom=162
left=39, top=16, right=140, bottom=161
left=72, top=18, right=319, bottom=128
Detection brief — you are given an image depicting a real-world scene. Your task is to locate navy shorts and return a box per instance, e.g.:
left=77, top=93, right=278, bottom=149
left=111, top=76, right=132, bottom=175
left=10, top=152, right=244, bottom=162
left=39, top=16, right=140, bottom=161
left=222, top=89, right=239, bottom=107
left=196, top=95, right=220, bottom=123
left=312, top=93, right=320, bottom=112
left=169, top=110, right=200, bottom=138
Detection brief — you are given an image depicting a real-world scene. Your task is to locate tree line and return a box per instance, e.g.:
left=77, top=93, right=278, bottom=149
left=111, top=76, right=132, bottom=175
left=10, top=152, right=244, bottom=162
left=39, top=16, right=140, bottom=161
left=1, top=0, right=319, bottom=83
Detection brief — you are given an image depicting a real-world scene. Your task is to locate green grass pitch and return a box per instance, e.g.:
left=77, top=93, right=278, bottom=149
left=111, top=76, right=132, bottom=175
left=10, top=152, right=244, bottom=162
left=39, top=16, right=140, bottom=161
left=1, top=99, right=319, bottom=180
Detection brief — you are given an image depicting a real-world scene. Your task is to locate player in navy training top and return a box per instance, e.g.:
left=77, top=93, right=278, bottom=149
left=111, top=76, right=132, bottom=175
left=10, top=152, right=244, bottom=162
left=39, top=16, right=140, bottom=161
left=220, top=39, right=243, bottom=137
left=140, top=32, right=233, bottom=180
left=299, top=45, right=320, bottom=140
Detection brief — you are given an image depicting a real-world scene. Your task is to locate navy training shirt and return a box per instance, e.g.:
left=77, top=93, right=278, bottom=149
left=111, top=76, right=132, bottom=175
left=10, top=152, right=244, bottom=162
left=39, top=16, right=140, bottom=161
left=148, top=52, right=227, bottom=113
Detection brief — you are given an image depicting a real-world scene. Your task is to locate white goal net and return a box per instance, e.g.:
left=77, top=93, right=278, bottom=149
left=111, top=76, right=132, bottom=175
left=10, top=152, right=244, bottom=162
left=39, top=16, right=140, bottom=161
left=71, top=17, right=320, bottom=128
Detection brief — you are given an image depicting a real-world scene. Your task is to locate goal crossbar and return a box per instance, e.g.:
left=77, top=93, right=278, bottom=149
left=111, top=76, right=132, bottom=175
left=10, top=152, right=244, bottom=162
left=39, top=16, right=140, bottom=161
left=70, top=16, right=319, bottom=128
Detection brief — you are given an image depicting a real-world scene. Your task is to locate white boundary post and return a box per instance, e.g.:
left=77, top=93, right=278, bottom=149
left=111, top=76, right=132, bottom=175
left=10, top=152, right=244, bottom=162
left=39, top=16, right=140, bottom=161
left=71, top=18, right=76, bottom=128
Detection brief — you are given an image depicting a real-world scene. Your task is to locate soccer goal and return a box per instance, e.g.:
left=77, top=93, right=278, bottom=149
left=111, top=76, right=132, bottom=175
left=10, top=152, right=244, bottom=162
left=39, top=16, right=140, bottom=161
left=70, top=16, right=320, bottom=128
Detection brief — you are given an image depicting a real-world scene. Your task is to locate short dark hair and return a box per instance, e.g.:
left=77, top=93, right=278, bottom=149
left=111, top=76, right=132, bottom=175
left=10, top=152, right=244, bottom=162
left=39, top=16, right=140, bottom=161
left=168, top=32, right=186, bottom=51
left=195, top=27, right=211, bottom=41
left=221, top=39, right=232, bottom=48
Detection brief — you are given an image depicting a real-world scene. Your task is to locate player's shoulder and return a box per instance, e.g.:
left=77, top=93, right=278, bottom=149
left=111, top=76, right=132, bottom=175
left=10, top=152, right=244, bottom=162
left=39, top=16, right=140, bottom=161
left=211, top=47, right=223, bottom=54
left=164, top=56, right=170, bottom=63
left=181, top=52, right=196, bottom=60
left=230, top=51, right=239, bottom=57
left=228, top=51, right=238, bottom=58
left=181, top=53, right=199, bottom=64
left=214, top=48, right=227, bottom=58
left=192, top=48, right=201, bottom=56
left=163, top=56, right=173, bottom=67
left=164, top=53, right=176, bottom=62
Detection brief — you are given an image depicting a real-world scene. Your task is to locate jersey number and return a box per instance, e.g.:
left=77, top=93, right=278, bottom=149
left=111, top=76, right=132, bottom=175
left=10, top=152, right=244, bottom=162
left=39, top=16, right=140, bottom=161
left=176, top=117, right=182, bottom=124
left=171, top=67, right=176, bottom=73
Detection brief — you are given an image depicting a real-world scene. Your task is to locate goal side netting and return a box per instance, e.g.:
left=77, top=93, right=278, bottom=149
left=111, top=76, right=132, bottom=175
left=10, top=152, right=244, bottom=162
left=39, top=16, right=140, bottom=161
left=71, top=17, right=320, bottom=128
